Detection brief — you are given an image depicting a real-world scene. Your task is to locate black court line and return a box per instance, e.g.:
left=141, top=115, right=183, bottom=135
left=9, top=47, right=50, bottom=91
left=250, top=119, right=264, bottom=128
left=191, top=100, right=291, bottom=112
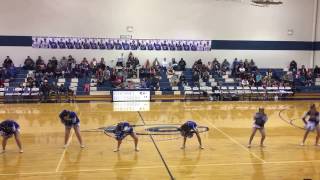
left=278, top=109, right=306, bottom=130
left=137, top=111, right=175, bottom=180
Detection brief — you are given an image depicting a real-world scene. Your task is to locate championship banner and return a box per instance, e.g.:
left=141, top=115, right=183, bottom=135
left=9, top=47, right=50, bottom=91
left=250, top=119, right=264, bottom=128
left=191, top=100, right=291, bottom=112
left=32, top=36, right=211, bottom=51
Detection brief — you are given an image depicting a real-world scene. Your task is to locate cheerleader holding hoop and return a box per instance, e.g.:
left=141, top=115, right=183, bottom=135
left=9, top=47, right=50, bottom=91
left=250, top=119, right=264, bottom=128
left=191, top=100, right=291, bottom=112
left=301, top=104, right=320, bottom=146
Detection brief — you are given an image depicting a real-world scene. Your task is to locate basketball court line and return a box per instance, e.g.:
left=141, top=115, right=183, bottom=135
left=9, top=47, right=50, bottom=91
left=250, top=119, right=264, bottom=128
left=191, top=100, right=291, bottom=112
left=137, top=111, right=175, bottom=180
left=1, top=160, right=320, bottom=176
left=202, top=119, right=266, bottom=163
left=55, top=131, right=74, bottom=172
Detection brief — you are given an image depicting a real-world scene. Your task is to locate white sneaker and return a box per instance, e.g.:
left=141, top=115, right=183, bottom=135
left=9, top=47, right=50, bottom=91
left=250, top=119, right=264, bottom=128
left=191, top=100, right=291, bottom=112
left=300, top=143, right=305, bottom=146
left=63, top=144, right=68, bottom=149
left=113, top=149, right=119, bottom=152
left=19, top=149, right=24, bottom=153
left=180, top=146, right=185, bottom=149
left=247, top=144, right=251, bottom=148
left=135, top=148, right=140, bottom=152
left=199, top=146, right=204, bottom=149
left=80, top=144, right=85, bottom=148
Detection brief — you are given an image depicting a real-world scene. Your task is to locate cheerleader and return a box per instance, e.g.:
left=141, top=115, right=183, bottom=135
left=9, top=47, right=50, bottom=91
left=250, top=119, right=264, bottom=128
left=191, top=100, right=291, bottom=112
left=59, top=110, right=84, bottom=148
left=179, top=120, right=204, bottom=149
left=113, top=122, right=139, bottom=152
left=0, top=120, right=23, bottom=153
left=300, top=104, right=320, bottom=146
left=248, top=107, right=268, bottom=148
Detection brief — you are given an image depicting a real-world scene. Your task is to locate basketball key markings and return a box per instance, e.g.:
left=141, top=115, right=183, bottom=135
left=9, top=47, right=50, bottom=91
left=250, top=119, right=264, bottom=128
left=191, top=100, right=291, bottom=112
left=83, top=124, right=209, bottom=141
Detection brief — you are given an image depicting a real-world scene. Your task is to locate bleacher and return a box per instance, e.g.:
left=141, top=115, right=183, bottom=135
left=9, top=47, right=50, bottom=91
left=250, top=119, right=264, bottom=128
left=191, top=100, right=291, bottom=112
left=1, top=67, right=320, bottom=102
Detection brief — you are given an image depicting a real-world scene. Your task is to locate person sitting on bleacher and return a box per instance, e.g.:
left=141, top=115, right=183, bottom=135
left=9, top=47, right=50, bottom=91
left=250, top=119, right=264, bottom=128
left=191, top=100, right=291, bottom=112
left=46, top=59, right=56, bottom=77
left=161, top=58, right=169, bottom=71
left=289, top=60, right=297, bottom=72
left=171, top=58, right=179, bottom=71
left=23, top=56, right=35, bottom=70
left=192, top=71, right=200, bottom=86
left=150, top=76, right=159, bottom=90
left=40, top=80, right=51, bottom=102
left=241, top=78, right=249, bottom=87
left=0, top=80, right=4, bottom=88
left=202, top=71, right=210, bottom=83
left=96, top=67, right=105, bottom=85
left=221, top=59, right=230, bottom=72
left=178, top=58, right=186, bottom=71
left=300, top=65, right=308, bottom=78
left=36, top=56, right=46, bottom=72
left=170, top=74, right=179, bottom=87
left=179, top=73, right=187, bottom=86
left=26, top=77, right=35, bottom=88
left=3, top=56, right=13, bottom=69
left=255, top=71, right=263, bottom=86
left=59, top=56, right=68, bottom=72
left=314, top=66, right=320, bottom=78
left=167, top=66, right=175, bottom=76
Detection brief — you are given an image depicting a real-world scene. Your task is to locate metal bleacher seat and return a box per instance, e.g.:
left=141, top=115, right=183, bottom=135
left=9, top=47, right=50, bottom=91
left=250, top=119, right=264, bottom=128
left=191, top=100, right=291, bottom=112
left=172, top=86, right=179, bottom=91
left=0, top=88, right=4, bottom=96
left=315, top=78, right=320, bottom=86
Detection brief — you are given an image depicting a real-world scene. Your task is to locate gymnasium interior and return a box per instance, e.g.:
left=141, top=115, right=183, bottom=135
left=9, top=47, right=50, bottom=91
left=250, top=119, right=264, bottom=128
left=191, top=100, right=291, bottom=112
left=0, top=0, right=320, bottom=179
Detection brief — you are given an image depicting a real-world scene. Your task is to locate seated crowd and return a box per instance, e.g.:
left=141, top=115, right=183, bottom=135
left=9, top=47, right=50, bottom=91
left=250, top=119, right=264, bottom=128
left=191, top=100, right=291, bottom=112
left=1, top=55, right=320, bottom=96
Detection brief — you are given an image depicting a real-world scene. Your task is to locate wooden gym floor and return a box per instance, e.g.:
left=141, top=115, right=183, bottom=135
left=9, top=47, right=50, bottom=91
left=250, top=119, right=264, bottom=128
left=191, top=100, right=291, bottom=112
left=0, top=101, right=319, bottom=180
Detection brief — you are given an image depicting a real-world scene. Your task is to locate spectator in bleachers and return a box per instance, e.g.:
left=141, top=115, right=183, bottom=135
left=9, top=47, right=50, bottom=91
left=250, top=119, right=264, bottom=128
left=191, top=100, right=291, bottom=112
left=231, top=58, right=239, bottom=76
left=241, top=78, right=249, bottom=87
left=49, top=56, right=58, bottom=69
left=167, top=67, right=175, bottom=76
left=0, top=79, right=4, bottom=88
left=46, top=59, right=56, bottom=77
left=178, top=58, right=186, bottom=71
left=116, top=53, right=124, bottom=67
left=26, top=76, right=35, bottom=88
left=67, top=55, right=76, bottom=69
left=179, top=73, right=187, bottom=86
left=40, top=80, right=51, bottom=102
left=35, top=56, right=46, bottom=74
left=305, top=70, right=313, bottom=87
left=314, top=65, right=320, bottom=78
left=104, top=67, right=111, bottom=81
left=212, top=58, right=221, bottom=75
left=289, top=60, right=297, bottom=72
left=80, top=58, right=90, bottom=77
left=255, top=71, right=263, bottom=86
left=144, top=59, right=151, bottom=69
left=96, top=67, right=105, bottom=85
left=90, top=58, right=98, bottom=73
left=98, top=58, right=106, bottom=70
left=192, top=71, right=200, bottom=86
left=59, top=56, right=68, bottom=71
left=300, top=65, right=308, bottom=77
left=3, top=56, right=13, bottom=69
left=248, top=76, right=256, bottom=86
left=238, top=64, right=246, bottom=79
left=6, top=65, right=16, bottom=81
left=202, top=71, right=210, bottom=83
left=170, top=74, right=179, bottom=87
left=172, top=58, right=178, bottom=71
left=152, top=58, right=160, bottom=69
left=23, top=56, right=35, bottom=70
left=221, top=59, right=230, bottom=72
left=266, top=69, right=273, bottom=80
left=140, top=78, right=147, bottom=88
left=150, top=76, right=159, bottom=90
left=161, top=58, right=169, bottom=71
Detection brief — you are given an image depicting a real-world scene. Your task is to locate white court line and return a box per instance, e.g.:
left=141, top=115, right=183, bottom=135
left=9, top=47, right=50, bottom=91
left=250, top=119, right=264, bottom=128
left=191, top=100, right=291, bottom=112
left=55, top=131, right=74, bottom=172
left=203, top=119, right=266, bottom=163
left=2, top=160, right=320, bottom=176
